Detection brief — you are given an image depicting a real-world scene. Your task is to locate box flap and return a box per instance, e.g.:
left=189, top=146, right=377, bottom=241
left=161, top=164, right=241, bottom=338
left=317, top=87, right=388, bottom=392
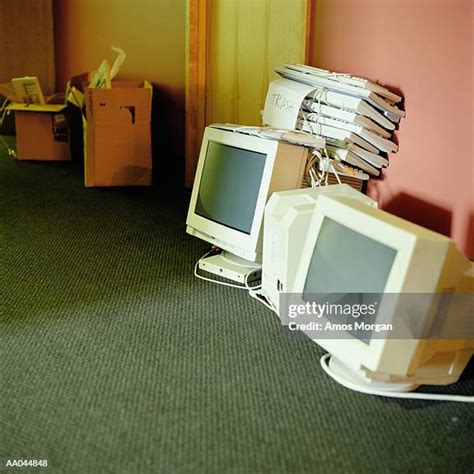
left=70, top=72, right=90, bottom=93
left=7, top=103, right=67, bottom=113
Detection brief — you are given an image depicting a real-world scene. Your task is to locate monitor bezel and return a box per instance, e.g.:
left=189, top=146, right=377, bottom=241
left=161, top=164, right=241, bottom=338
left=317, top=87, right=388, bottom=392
left=187, top=127, right=280, bottom=261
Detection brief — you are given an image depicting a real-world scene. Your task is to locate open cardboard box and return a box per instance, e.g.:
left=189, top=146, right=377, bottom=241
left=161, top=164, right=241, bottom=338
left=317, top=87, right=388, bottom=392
left=7, top=103, right=70, bottom=161
left=82, top=80, right=153, bottom=187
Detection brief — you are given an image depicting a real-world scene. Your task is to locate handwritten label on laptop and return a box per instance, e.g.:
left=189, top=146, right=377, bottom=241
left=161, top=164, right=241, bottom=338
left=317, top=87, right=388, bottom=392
left=263, top=78, right=315, bottom=129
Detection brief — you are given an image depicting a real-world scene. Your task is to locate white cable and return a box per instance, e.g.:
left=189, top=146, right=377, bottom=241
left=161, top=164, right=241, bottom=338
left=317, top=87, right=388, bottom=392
left=303, top=87, right=354, bottom=187
left=320, top=353, right=474, bottom=403
left=245, top=271, right=262, bottom=291
left=194, top=251, right=247, bottom=290
left=194, top=255, right=271, bottom=308
left=299, top=103, right=342, bottom=189
left=329, top=160, right=342, bottom=184
left=248, top=288, right=276, bottom=312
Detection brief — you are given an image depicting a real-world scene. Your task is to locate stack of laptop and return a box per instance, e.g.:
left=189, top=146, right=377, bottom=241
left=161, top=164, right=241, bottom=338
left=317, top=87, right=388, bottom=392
left=263, top=64, right=405, bottom=187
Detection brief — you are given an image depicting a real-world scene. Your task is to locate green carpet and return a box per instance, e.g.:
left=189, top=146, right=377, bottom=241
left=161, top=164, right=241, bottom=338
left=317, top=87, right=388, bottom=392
left=1, top=136, right=473, bottom=474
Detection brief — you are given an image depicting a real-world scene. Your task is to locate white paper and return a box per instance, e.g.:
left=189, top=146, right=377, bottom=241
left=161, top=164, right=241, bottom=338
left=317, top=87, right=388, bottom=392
left=262, top=79, right=315, bottom=129
left=110, top=46, right=126, bottom=80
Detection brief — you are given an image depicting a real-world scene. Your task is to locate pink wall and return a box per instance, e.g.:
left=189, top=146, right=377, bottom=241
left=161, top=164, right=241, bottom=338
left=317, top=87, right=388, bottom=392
left=310, top=0, right=473, bottom=258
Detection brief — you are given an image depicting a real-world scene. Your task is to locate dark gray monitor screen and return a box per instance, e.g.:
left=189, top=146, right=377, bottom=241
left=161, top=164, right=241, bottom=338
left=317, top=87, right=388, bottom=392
left=303, top=217, right=397, bottom=344
left=196, top=140, right=266, bottom=234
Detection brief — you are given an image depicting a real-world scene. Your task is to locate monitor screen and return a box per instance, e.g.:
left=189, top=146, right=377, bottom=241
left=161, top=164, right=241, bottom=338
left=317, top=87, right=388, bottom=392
left=303, top=217, right=397, bottom=343
left=195, top=141, right=267, bottom=234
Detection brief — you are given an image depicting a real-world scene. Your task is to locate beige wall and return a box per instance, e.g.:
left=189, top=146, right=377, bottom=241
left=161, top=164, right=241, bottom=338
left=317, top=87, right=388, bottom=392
left=184, top=0, right=308, bottom=186
left=311, top=0, right=473, bottom=257
left=0, top=0, right=55, bottom=94
left=53, top=0, right=186, bottom=187
left=206, top=0, right=307, bottom=126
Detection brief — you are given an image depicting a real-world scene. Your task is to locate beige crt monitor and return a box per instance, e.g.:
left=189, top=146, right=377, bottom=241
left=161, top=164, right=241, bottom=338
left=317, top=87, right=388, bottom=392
left=261, top=185, right=377, bottom=314
left=290, top=195, right=472, bottom=391
left=186, top=126, right=310, bottom=283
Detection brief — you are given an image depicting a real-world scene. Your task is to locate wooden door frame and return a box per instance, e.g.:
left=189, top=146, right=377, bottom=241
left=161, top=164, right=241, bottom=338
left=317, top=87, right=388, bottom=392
left=185, top=0, right=207, bottom=188
left=185, top=0, right=314, bottom=187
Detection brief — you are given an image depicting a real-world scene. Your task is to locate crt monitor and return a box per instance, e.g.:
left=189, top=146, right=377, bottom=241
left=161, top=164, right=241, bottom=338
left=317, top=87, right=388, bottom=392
left=186, top=126, right=309, bottom=282
left=261, top=184, right=377, bottom=314
left=288, top=194, right=472, bottom=391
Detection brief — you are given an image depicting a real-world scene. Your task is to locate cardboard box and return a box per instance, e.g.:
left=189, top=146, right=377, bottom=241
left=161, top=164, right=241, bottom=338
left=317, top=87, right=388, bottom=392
left=7, top=103, right=70, bottom=161
left=83, top=81, right=152, bottom=187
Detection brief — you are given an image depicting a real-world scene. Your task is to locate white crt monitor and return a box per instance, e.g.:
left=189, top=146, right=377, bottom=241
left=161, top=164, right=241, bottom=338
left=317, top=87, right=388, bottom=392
left=186, top=126, right=310, bottom=262
left=261, top=184, right=377, bottom=314
left=290, top=195, right=473, bottom=390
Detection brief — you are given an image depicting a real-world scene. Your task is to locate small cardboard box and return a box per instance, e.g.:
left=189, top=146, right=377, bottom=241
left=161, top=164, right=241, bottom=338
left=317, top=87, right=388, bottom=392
left=83, top=81, right=152, bottom=187
left=7, top=103, right=70, bottom=161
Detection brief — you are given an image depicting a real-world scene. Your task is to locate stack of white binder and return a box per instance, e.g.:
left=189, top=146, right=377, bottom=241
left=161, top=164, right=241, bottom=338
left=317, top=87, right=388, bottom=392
left=262, top=64, right=405, bottom=185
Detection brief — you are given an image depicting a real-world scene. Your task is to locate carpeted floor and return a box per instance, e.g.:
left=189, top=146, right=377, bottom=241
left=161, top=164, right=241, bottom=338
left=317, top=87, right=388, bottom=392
left=1, top=135, right=473, bottom=474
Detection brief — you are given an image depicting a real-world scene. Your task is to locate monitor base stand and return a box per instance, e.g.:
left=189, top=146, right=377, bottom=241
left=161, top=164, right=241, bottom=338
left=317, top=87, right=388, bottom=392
left=198, top=251, right=262, bottom=285
left=327, top=355, right=418, bottom=392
